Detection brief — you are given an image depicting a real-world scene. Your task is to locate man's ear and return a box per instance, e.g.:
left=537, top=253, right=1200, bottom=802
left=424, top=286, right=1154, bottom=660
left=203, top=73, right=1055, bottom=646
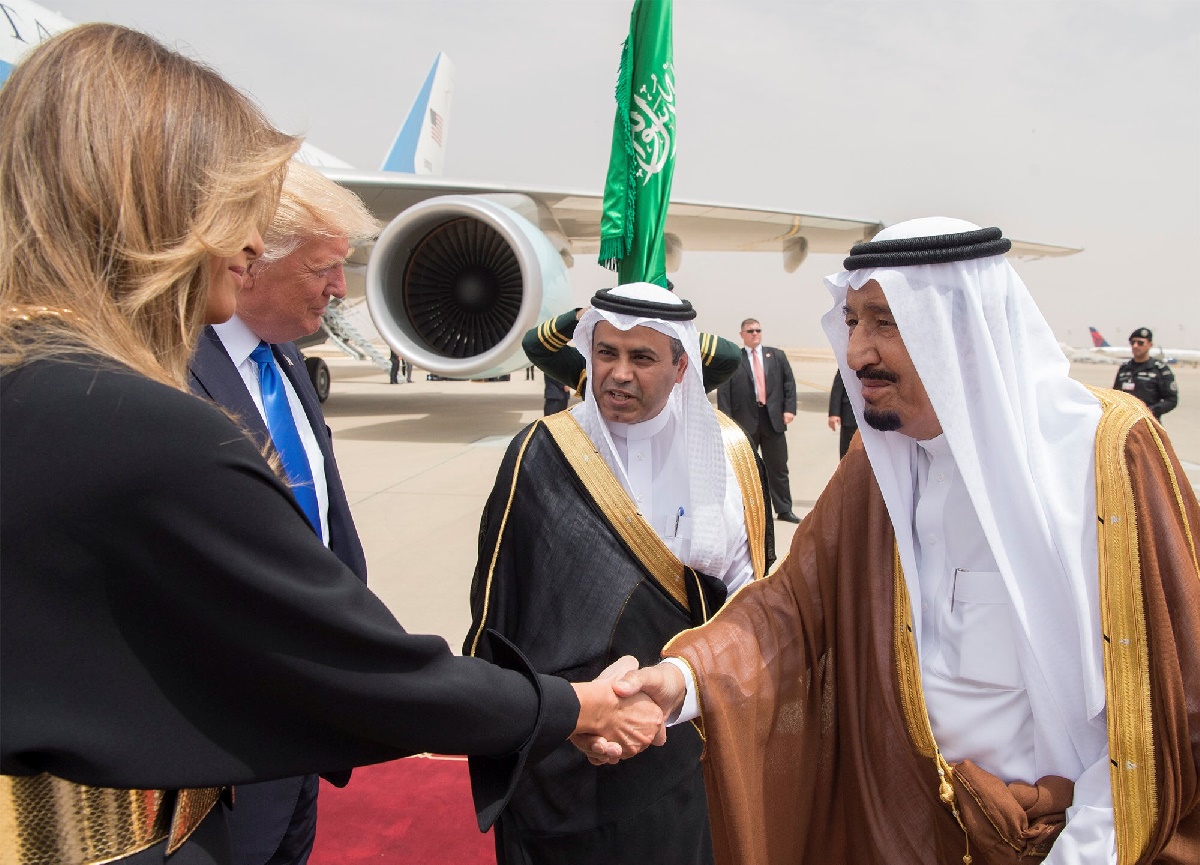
left=675, top=352, right=689, bottom=384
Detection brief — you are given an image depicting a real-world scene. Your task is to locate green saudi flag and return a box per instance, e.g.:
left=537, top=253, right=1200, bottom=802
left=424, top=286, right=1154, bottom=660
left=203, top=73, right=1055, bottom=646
left=597, top=0, right=676, bottom=287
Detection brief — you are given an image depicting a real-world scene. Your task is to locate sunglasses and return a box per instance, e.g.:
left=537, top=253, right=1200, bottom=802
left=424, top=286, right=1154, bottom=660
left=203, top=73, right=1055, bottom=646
left=1130, top=339, right=1148, bottom=346
left=744, top=328, right=762, bottom=334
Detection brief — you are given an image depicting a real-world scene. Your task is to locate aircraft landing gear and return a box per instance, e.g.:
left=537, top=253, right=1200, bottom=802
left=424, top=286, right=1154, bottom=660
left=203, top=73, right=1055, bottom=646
left=304, top=356, right=330, bottom=403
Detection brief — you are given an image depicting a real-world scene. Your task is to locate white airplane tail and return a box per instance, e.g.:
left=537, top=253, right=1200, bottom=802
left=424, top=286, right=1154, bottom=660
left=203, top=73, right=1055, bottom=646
left=381, top=52, right=454, bottom=175
left=295, top=142, right=355, bottom=169
left=0, top=0, right=74, bottom=85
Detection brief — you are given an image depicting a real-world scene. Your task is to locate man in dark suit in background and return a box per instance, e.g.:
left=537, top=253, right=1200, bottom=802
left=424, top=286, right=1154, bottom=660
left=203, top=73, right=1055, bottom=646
left=717, top=318, right=800, bottom=522
left=828, top=369, right=859, bottom=458
left=188, top=161, right=381, bottom=865
left=543, top=371, right=570, bottom=415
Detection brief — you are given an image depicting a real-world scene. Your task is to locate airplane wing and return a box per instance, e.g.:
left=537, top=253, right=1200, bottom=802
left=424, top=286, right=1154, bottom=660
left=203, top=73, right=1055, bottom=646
left=1006, top=238, right=1083, bottom=261
left=321, top=168, right=884, bottom=269
left=325, top=168, right=1082, bottom=269
left=329, top=166, right=1084, bottom=381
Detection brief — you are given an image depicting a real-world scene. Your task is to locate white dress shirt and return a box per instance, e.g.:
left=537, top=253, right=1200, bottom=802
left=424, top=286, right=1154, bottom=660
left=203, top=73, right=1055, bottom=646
left=607, top=408, right=754, bottom=595
left=212, top=316, right=331, bottom=546
left=745, top=346, right=766, bottom=402
left=667, top=435, right=1115, bottom=863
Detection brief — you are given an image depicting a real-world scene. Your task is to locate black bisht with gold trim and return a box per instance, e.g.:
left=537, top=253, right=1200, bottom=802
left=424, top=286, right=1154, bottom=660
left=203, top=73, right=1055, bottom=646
left=465, top=414, right=773, bottom=865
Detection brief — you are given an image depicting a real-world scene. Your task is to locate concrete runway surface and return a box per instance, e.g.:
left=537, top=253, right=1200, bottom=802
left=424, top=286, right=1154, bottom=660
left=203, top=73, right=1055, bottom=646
left=315, top=352, right=1200, bottom=647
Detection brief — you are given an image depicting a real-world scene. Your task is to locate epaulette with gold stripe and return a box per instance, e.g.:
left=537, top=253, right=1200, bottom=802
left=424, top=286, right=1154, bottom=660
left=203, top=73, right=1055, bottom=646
left=536, top=318, right=571, bottom=352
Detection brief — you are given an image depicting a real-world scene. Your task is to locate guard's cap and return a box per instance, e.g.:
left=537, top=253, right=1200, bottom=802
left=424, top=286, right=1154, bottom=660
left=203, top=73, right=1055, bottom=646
left=1129, top=328, right=1152, bottom=342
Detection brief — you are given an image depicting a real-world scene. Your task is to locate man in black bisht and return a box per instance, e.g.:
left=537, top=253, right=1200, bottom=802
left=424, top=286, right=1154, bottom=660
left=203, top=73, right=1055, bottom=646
left=466, top=283, right=774, bottom=865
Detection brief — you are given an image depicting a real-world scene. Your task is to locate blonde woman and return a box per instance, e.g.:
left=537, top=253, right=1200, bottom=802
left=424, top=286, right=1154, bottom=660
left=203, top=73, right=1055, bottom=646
left=0, top=25, right=661, bottom=865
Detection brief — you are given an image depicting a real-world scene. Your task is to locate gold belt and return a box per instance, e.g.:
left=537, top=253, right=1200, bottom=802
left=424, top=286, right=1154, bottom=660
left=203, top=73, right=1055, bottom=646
left=0, top=774, right=221, bottom=865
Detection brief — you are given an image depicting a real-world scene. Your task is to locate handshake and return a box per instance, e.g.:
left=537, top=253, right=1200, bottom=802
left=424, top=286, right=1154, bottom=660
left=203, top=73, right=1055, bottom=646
left=568, top=656, right=687, bottom=766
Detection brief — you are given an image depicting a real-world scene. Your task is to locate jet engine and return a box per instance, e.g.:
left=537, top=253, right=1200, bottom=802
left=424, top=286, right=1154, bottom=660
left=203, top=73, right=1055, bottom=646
left=366, top=195, right=572, bottom=379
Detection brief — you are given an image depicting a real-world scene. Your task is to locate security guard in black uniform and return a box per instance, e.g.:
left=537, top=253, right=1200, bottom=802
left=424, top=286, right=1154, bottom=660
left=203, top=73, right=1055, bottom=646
left=1114, top=327, right=1178, bottom=419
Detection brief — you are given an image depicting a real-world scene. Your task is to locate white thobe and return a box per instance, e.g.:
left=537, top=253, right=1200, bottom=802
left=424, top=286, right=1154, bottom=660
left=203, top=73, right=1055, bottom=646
left=669, top=434, right=1115, bottom=863
left=606, top=409, right=754, bottom=594
left=212, top=316, right=331, bottom=546
left=911, top=436, right=1114, bottom=864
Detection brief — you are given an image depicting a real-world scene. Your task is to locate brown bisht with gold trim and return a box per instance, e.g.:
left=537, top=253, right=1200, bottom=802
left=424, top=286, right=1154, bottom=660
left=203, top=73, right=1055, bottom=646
left=465, top=411, right=773, bottom=865
left=666, top=392, right=1199, bottom=864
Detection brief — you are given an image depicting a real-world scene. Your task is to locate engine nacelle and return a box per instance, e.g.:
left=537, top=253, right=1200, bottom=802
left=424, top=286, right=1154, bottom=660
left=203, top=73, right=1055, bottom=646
left=366, top=195, right=572, bottom=379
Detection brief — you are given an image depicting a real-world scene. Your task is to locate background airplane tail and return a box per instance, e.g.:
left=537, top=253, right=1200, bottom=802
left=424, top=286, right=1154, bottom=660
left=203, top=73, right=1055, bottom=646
left=0, top=0, right=75, bottom=86
left=381, top=53, right=455, bottom=175
left=1089, top=327, right=1111, bottom=347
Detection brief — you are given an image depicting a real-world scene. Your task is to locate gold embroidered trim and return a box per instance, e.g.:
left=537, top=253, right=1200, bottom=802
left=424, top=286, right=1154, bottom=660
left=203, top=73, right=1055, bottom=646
left=543, top=411, right=691, bottom=609
left=716, top=411, right=768, bottom=579
left=892, top=545, right=972, bottom=861
left=467, top=422, right=542, bottom=657
left=1089, top=386, right=1158, bottom=864
left=892, top=544, right=933, bottom=757
left=700, top=332, right=715, bottom=365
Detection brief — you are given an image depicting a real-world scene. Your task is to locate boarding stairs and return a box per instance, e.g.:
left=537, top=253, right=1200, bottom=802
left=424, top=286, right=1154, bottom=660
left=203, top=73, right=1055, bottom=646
left=320, top=299, right=391, bottom=371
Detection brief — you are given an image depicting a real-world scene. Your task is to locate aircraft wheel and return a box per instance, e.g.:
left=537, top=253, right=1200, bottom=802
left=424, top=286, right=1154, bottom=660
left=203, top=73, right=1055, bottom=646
left=305, top=356, right=330, bottom=403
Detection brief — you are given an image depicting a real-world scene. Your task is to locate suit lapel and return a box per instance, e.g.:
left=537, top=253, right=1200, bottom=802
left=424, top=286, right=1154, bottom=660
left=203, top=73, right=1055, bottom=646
left=188, top=327, right=268, bottom=441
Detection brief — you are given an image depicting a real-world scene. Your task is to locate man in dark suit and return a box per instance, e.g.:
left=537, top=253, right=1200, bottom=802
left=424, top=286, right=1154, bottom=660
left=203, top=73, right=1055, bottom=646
left=828, top=369, right=859, bottom=458
left=188, top=161, right=381, bottom=865
left=543, top=371, right=570, bottom=415
left=717, top=318, right=800, bottom=522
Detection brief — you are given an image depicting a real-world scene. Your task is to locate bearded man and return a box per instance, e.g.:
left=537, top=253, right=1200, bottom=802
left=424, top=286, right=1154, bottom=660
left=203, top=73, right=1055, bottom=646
left=614, top=219, right=1199, bottom=864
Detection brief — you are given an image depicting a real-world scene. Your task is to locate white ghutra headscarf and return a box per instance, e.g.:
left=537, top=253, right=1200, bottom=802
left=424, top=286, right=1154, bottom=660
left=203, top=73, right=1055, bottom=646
left=822, top=217, right=1107, bottom=780
left=572, top=283, right=734, bottom=578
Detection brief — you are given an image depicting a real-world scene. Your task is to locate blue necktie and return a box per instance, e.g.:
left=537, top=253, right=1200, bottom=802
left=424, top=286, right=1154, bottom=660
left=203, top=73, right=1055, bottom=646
left=250, top=342, right=321, bottom=535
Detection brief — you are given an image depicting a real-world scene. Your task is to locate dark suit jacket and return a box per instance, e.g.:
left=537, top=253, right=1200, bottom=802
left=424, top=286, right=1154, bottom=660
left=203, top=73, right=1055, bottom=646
left=717, top=346, right=797, bottom=435
left=188, top=327, right=367, bottom=584
left=828, top=370, right=858, bottom=431
left=187, top=327, right=367, bottom=864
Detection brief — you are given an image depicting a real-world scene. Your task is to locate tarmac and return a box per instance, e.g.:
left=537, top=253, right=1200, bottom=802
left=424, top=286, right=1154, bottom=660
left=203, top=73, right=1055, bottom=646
left=314, top=352, right=1200, bottom=647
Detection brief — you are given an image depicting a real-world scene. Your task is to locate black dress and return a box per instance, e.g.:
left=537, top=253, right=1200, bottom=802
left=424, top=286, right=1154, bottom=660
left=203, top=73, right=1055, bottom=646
left=1, top=356, right=578, bottom=863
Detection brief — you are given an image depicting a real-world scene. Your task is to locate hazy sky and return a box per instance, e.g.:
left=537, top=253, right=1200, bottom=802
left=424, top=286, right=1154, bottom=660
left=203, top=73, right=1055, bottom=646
left=51, top=0, right=1200, bottom=349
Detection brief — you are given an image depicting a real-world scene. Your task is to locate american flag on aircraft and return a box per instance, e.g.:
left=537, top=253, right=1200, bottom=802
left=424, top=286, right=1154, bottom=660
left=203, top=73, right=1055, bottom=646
left=428, top=108, right=444, bottom=147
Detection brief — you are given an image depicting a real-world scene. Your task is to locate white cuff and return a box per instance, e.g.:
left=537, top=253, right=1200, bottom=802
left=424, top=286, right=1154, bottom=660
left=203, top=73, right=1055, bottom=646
left=661, top=657, right=700, bottom=725
left=1043, top=751, right=1116, bottom=865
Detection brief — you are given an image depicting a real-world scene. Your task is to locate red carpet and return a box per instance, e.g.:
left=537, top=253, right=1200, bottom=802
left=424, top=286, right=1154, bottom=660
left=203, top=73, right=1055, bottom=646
left=310, top=755, right=495, bottom=864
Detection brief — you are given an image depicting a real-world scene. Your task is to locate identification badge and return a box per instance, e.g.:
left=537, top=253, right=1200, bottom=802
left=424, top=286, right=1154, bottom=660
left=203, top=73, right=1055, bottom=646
left=1122, top=381, right=1136, bottom=391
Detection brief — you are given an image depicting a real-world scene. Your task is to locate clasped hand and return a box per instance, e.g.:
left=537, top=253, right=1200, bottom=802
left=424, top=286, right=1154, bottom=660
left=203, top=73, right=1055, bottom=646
left=569, top=657, right=687, bottom=766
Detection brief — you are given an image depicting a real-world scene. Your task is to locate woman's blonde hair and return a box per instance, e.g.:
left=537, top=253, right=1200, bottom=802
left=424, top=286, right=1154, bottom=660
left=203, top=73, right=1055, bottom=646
left=0, top=24, right=300, bottom=387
